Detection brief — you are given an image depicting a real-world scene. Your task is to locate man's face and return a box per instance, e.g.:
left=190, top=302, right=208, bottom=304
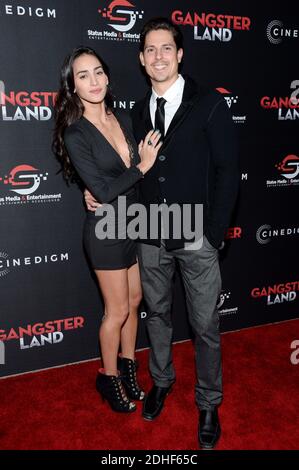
left=140, top=29, right=183, bottom=89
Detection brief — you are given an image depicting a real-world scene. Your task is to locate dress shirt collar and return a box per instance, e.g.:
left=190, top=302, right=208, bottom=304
left=150, top=74, right=185, bottom=105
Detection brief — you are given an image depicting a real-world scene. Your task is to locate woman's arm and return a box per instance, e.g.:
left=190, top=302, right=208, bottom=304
left=64, top=127, right=143, bottom=204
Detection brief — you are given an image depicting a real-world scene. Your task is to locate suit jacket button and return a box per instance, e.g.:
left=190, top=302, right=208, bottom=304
left=158, top=176, right=166, bottom=183
left=159, top=155, right=166, bottom=161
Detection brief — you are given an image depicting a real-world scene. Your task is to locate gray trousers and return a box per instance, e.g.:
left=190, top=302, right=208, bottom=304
left=137, top=236, right=223, bottom=410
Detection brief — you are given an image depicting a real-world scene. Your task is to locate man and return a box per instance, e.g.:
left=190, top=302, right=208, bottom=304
left=85, top=17, right=239, bottom=449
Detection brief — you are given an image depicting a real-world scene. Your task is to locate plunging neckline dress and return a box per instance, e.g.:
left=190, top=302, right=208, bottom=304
left=64, top=111, right=143, bottom=270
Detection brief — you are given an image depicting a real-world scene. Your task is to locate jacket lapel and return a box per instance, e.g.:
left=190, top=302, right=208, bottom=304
left=138, top=77, right=202, bottom=150
left=140, top=91, right=153, bottom=134
left=162, top=77, right=199, bottom=149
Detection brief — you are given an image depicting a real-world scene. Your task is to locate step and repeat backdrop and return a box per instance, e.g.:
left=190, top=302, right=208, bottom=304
left=0, top=0, right=298, bottom=376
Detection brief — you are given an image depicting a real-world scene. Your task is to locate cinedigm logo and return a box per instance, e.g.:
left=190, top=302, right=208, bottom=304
left=88, top=1, right=144, bottom=42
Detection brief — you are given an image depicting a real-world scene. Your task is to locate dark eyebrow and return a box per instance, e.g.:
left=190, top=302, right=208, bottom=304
left=145, top=43, right=174, bottom=48
left=76, top=65, right=103, bottom=75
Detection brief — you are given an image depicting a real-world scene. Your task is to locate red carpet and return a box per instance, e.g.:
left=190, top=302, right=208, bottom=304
left=0, top=319, right=298, bottom=450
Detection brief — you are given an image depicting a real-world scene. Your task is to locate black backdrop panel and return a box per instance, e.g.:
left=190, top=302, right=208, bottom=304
left=0, top=0, right=298, bottom=376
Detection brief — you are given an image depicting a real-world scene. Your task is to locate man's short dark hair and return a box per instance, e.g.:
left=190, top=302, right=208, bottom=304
left=140, top=17, right=183, bottom=52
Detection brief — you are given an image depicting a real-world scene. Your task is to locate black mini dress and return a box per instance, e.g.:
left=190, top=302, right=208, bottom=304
left=64, top=112, right=143, bottom=270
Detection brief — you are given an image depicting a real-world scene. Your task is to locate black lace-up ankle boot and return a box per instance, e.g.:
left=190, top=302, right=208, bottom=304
left=96, top=369, right=136, bottom=413
left=118, top=357, right=145, bottom=401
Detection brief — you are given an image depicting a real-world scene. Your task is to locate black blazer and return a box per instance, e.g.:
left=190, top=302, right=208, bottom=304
left=131, top=76, right=239, bottom=249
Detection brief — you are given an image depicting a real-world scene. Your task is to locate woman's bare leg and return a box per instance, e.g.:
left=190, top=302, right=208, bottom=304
left=95, top=268, right=129, bottom=375
left=120, top=262, right=142, bottom=360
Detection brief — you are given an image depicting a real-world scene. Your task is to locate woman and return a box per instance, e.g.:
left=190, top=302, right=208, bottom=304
left=53, top=46, right=161, bottom=413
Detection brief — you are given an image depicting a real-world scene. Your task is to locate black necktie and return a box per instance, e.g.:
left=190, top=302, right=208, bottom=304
left=154, top=97, right=166, bottom=137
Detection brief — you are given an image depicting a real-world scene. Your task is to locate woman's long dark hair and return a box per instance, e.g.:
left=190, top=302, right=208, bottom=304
left=52, top=46, right=114, bottom=182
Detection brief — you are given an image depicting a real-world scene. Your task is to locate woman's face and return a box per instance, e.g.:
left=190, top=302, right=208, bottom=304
left=72, top=53, right=108, bottom=106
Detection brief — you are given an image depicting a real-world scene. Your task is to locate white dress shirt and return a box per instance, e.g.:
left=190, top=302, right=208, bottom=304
left=150, top=74, right=185, bottom=133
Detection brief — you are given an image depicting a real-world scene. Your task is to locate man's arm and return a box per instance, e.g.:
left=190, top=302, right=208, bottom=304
left=205, top=98, right=240, bottom=248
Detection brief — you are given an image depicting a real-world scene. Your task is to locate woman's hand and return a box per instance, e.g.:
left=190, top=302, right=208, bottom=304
left=84, top=189, right=102, bottom=212
left=137, top=129, right=163, bottom=175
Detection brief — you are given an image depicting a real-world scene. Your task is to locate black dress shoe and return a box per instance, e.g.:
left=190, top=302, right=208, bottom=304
left=142, top=385, right=172, bottom=421
left=198, top=408, right=221, bottom=449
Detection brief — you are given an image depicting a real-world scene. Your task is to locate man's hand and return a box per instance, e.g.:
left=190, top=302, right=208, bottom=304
left=84, top=189, right=102, bottom=212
